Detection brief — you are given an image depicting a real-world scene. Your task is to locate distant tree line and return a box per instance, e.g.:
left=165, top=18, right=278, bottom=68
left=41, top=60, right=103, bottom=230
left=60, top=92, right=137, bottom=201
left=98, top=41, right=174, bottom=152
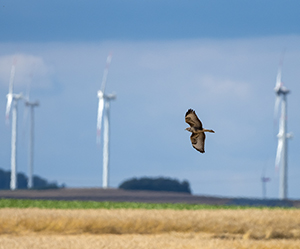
left=119, top=177, right=191, bottom=194
left=0, top=168, right=65, bottom=190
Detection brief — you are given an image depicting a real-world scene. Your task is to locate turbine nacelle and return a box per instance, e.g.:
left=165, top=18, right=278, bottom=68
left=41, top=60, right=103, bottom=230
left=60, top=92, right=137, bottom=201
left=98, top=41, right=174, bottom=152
left=97, top=90, right=116, bottom=100
left=6, top=92, right=23, bottom=100
left=105, top=93, right=116, bottom=100
left=13, top=93, right=23, bottom=100
left=277, top=132, right=293, bottom=139
left=25, top=100, right=39, bottom=107
left=274, top=85, right=290, bottom=95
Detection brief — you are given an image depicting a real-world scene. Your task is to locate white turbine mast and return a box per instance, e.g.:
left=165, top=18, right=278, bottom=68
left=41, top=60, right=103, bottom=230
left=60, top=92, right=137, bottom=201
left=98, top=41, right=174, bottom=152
left=5, top=58, right=23, bottom=190
left=96, top=53, right=116, bottom=189
left=24, top=100, right=39, bottom=189
left=274, top=60, right=292, bottom=200
left=261, top=169, right=270, bottom=199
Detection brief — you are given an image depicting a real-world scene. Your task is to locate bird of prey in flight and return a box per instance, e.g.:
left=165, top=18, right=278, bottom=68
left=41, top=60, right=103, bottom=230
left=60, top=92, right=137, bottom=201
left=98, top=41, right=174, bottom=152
left=185, top=109, right=215, bottom=153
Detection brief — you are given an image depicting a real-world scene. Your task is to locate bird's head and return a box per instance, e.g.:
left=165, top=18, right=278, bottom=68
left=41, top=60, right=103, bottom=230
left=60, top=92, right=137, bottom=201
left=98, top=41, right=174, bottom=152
left=185, top=127, right=192, bottom=132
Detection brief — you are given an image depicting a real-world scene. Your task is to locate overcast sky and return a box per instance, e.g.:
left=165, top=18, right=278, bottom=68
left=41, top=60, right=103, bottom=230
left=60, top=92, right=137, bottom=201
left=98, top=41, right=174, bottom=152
left=1, top=1, right=300, bottom=199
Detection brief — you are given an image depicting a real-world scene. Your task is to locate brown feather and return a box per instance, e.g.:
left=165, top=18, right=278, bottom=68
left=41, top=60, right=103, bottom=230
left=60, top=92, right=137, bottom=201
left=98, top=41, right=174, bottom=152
left=185, top=109, right=203, bottom=129
left=190, top=132, right=205, bottom=153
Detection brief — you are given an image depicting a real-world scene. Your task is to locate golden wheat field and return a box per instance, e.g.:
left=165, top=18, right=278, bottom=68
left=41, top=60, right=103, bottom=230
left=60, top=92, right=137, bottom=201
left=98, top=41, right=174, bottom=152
left=0, top=208, right=300, bottom=249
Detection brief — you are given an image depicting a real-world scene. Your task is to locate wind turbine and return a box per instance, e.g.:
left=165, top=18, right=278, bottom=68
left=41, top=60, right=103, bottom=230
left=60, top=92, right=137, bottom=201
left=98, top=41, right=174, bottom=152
left=261, top=171, right=270, bottom=199
left=5, top=59, right=22, bottom=190
left=22, top=71, right=40, bottom=189
left=274, top=61, right=292, bottom=200
left=23, top=81, right=39, bottom=189
left=96, top=54, right=116, bottom=189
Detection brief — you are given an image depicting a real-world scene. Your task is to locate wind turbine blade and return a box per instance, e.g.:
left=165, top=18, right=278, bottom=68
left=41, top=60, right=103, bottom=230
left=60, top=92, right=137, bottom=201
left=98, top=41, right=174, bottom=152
left=275, top=111, right=285, bottom=169
left=22, top=102, right=29, bottom=138
left=22, top=72, right=34, bottom=133
left=5, top=62, right=16, bottom=121
left=96, top=92, right=104, bottom=144
left=5, top=94, right=13, bottom=121
left=275, top=50, right=285, bottom=91
left=273, top=52, right=285, bottom=125
left=8, top=63, right=16, bottom=94
left=275, top=67, right=282, bottom=90
left=275, top=137, right=283, bottom=169
left=100, top=54, right=112, bottom=93
left=25, top=72, right=33, bottom=102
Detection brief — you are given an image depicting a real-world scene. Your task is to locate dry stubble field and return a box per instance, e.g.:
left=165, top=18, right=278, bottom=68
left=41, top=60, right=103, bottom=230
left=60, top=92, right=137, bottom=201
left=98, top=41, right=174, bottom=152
left=0, top=208, right=300, bottom=249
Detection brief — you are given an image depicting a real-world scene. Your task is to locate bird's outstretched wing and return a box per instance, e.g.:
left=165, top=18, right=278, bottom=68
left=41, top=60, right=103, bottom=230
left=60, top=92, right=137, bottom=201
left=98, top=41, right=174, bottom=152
left=185, top=109, right=203, bottom=129
left=190, top=132, right=205, bottom=153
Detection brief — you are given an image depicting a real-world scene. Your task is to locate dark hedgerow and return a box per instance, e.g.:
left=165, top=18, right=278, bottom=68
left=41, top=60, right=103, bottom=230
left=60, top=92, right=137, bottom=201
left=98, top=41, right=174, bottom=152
left=119, top=177, right=191, bottom=194
left=0, top=168, right=64, bottom=190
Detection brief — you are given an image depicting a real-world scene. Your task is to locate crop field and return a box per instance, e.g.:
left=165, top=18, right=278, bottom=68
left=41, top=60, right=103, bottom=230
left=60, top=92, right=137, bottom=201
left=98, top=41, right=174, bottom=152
left=0, top=199, right=300, bottom=249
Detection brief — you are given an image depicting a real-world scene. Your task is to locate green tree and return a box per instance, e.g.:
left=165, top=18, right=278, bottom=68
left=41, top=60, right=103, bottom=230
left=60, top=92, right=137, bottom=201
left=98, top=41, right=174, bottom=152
left=0, top=168, right=64, bottom=189
left=119, top=177, right=191, bottom=194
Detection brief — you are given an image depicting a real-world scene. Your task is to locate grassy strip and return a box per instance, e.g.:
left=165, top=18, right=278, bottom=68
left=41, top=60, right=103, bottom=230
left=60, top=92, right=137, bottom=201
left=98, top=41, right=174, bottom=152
left=0, top=198, right=290, bottom=210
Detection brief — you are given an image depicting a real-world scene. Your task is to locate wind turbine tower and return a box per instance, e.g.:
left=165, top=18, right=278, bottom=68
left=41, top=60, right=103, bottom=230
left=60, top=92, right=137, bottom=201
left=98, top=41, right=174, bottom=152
left=274, top=64, right=292, bottom=200
left=96, top=54, right=116, bottom=189
left=5, top=59, right=23, bottom=190
left=24, top=99, right=39, bottom=189
left=261, top=175, right=270, bottom=199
